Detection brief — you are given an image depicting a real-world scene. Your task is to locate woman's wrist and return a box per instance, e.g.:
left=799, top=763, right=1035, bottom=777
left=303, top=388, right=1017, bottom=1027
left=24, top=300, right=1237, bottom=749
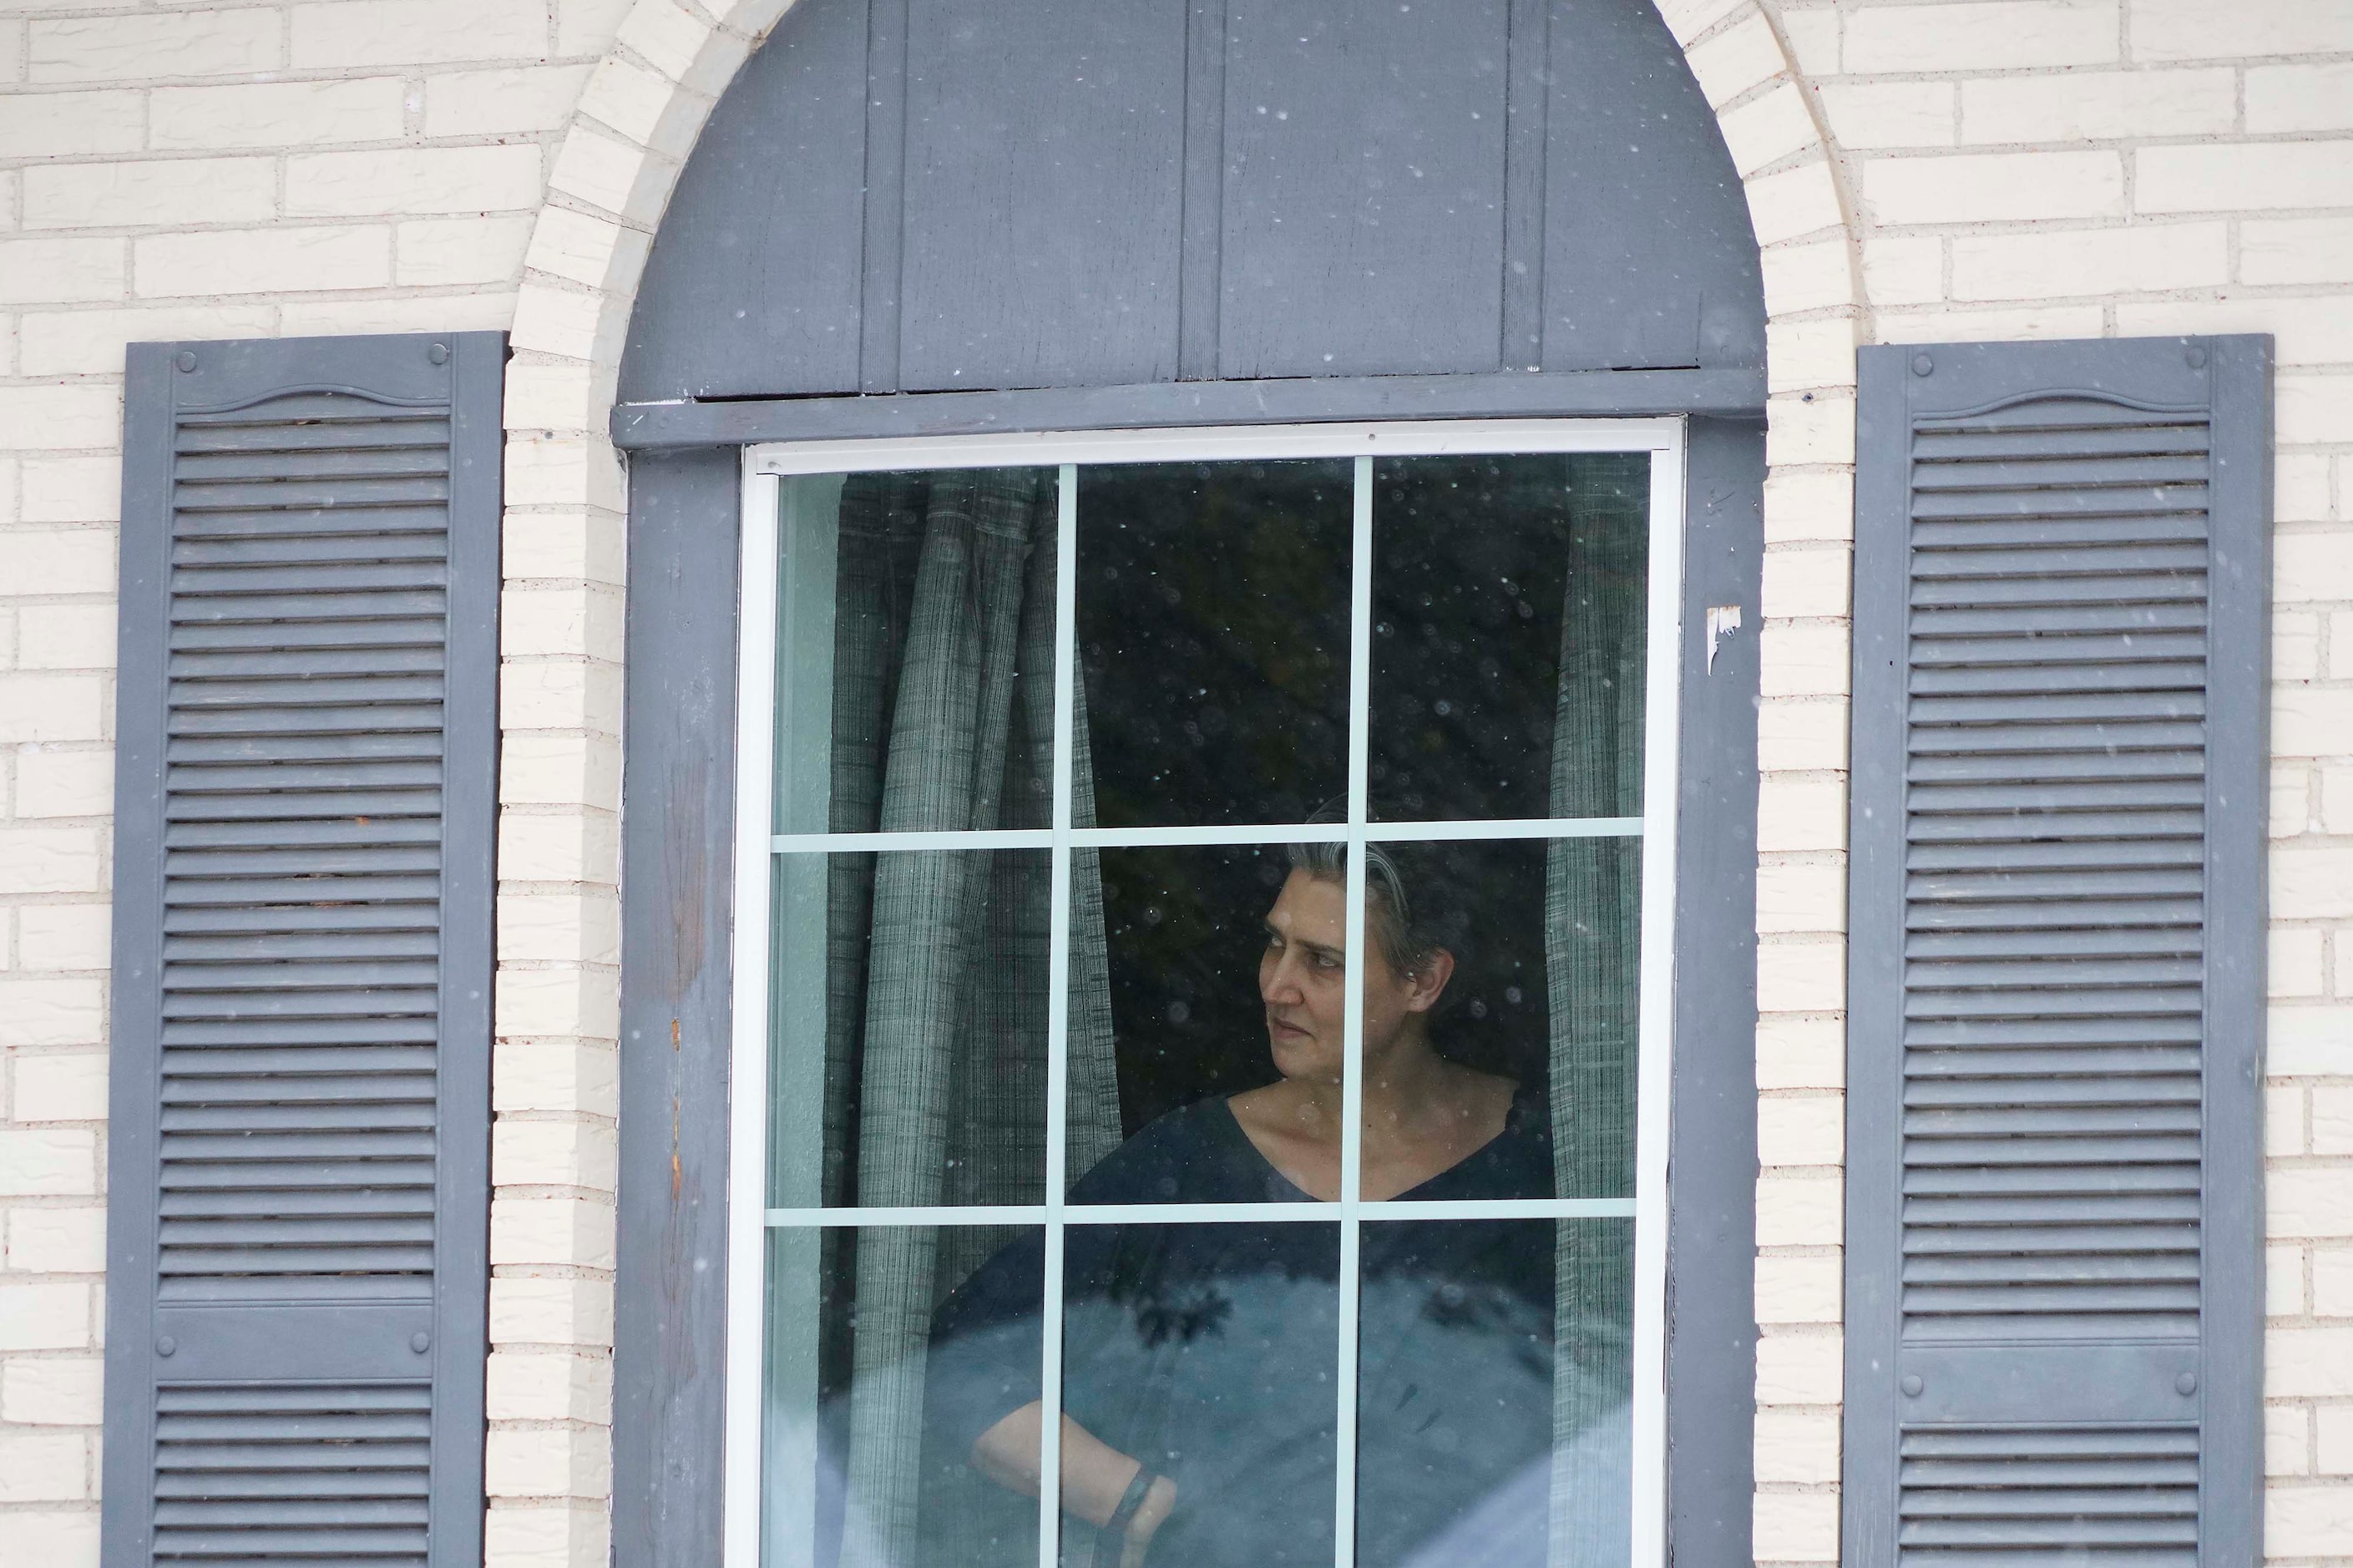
left=1118, top=1476, right=1176, bottom=1568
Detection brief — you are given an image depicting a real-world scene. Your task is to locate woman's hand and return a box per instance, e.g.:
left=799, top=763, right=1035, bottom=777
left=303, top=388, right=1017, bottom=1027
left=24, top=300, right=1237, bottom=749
left=1119, top=1474, right=1177, bottom=1568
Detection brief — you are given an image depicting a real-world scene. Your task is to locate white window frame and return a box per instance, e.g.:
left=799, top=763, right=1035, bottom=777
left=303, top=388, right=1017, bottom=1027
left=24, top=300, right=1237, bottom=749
left=722, top=419, right=1688, bottom=1568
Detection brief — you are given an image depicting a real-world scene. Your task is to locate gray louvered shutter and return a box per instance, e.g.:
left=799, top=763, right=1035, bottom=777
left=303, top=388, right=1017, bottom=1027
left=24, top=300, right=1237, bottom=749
left=102, top=332, right=503, bottom=1568
left=1844, top=336, right=2271, bottom=1568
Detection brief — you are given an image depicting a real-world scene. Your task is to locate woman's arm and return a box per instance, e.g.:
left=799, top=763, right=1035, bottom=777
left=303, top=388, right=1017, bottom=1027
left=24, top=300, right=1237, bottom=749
left=973, top=1404, right=1177, bottom=1565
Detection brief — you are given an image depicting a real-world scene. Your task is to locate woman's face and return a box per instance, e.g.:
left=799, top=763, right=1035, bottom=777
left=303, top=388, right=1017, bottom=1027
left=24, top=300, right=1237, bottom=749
left=1257, top=869, right=1441, bottom=1085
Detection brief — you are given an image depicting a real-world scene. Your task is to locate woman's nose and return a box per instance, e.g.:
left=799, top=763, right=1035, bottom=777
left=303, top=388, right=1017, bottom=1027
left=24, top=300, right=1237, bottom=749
left=1263, top=952, right=1305, bottom=1002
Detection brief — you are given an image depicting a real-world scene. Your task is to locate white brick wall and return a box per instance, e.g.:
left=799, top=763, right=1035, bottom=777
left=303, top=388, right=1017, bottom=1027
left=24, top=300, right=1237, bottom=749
left=4, top=0, right=2352, bottom=1564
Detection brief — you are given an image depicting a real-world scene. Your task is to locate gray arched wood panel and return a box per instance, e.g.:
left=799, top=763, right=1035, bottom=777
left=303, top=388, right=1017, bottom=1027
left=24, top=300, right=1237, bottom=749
left=619, top=0, right=1764, bottom=402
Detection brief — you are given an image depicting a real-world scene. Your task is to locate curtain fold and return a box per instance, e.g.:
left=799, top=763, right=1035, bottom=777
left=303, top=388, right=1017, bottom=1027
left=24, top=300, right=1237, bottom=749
left=819, top=469, right=1121, bottom=1568
left=1545, top=457, right=1649, bottom=1568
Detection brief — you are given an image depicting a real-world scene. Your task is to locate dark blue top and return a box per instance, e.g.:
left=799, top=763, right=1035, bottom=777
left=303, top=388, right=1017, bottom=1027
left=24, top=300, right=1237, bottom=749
left=927, top=1087, right=1557, bottom=1568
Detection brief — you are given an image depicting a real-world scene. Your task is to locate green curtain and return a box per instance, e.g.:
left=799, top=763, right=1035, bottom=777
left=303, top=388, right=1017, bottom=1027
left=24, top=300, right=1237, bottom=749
left=820, top=469, right=1121, bottom=1568
left=1545, top=457, right=1648, bottom=1567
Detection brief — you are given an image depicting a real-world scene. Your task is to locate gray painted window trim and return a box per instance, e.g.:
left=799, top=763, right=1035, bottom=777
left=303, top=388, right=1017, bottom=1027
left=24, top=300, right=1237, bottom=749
left=1842, top=335, right=2271, bottom=1568
left=610, top=367, right=1769, bottom=452
left=102, top=331, right=503, bottom=1568
left=611, top=410, right=1763, bottom=1568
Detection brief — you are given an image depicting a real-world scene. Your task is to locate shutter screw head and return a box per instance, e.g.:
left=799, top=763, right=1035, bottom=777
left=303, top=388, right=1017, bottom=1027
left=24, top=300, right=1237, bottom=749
left=2185, top=345, right=2208, bottom=369
left=1910, top=352, right=1934, bottom=377
left=428, top=342, right=450, bottom=365
left=410, top=1332, right=432, bottom=1354
left=155, top=1336, right=176, bottom=1358
left=172, top=351, right=196, bottom=372
left=2177, top=1372, right=2198, bottom=1395
left=1900, top=1374, right=1923, bottom=1397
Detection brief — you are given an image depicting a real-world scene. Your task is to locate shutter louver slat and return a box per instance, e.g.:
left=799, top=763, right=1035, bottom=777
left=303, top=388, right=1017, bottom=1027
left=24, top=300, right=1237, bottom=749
left=105, top=333, right=499, bottom=1568
left=1846, top=337, right=2270, bottom=1568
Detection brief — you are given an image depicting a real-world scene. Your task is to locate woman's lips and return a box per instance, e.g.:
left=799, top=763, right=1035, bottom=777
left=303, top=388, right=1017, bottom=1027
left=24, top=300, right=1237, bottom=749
left=1268, top=1015, right=1310, bottom=1039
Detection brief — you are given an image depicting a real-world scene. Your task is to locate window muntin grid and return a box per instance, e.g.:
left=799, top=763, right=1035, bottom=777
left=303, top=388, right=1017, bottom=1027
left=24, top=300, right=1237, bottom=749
left=726, top=421, right=1685, bottom=1568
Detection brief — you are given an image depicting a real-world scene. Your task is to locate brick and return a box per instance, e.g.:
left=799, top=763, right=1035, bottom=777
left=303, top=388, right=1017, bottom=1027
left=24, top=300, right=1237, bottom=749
left=2318, top=1246, right=2353, bottom=1316
left=1766, top=318, right=1860, bottom=395
left=288, top=145, right=546, bottom=219
left=2271, top=762, right=2313, bottom=837
left=2279, top=376, right=2353, bottom=446
left=494, top=966, right=620, bottom=1041
left=2275, top=842, right=2353, bottom=919
left=1762, top=543, right=1851, bottom=619
left=520, top=209, right=651, bottom=296
left=2270, top=1084, right=2310, bottom=1157
left=2270, top=1402, right=2313, bottom=1475
left=0, top=528, right=109, bottom=594
left=1718, top=83, right=1821, bottom=178
left=498, top=809, right=619, bottom=885
left=547, top=122, right=670, bottom=224
left=493, top=1039, right=619, bottom=1119
left=0, top=827, right=103, bottom=895
left=2115, top=295, right=2353, bottom=369
left=2272, top=1170, right=2353, bottom=1242
left=426, top=66, right=595, bottom=139
left=485, top=1350, right=612, bottom=1423
left=1777, top=8, right=1839, bottom=78
left=1865, top=151, right=2124, bottom=226
left=494, top=1117, right=618, bottom=1191
left=0, top=1282, right=89, bottom=1349
left=13, top=1051, right=105, bottom=1121
left=489, top=1276, right=615, bottom=1348
left=1682, top=10, right=1787, bottom=109
left=1876, top=303, right=2111, bottom=344
left=1760, top=239, right=1860, bottom=317
left=1763, top=469, right=1855, bottom=546
left=2270, top=1238, right=2308, bottom=1313
left=577, top=53, right=707, bottom=160
left=279, top=291, right=521, bottom=338
left=289, top=0, right=553, bottom=69
left=1756, top=1252, right=1842, bottom=1325
left=0, top=89, right=141, bottom=159
left=1845, top=0, right=2117, bottom=72
left=1758, top=775, right=1847, bottom=854
left=1758, top=1171, right=1842, bottom=1247
left=1758, top=1015, right=1845, bottom=1092
left=2315, top=1085, right=2353, bottom=1156
left=136, top=226, right=392, bottom=298
left=492, top=1196, right=616, bottom=1269
left=0, top=239, right=125, bottom=306
left=0, top=979, right=103, bottom=1047
left=2273, top=927, right=2328, bottom=999
left=1951, top=223, right=2228, bottom=303
left=28, top=11, right=279, bottom=83
left=0, top=385, right=119, bottom=450
left=1767, top=391, right=1856, bottom=468
left=505, top=432, right=625, bottom=513
left=18, top=458, right=117, bottom=523
left=0, top=1129, right=96, bottom=1196
left=2319, top=1406, right=2353, bottom=1476
left=0, top=1429, right=89, bottom=1502
left=1, top=1355, right=103, bottom=1424
left=2129, top=0, right=2353, bottom=62
left=20, top=304, right=278, bottom=377
left=15, top=750, right=111, bottom=817
left=1959, top=68, right=2234, bottom=144
left=26, top=156, right=275, bottom=230
left=2276, top=454, right=2334, bottom=524
left=0, top=1510, right=98, bottom=1568
left=503, top=584, right=624, bottom=661
left=151, top=78, right=407, bottom=151
left=2333, top=620, right=2353, bottom=680
left=2138, top=143, right=2353, bottom=216
left=5, top=1206, right=105, bottom=1272
left=1760, top=621, right=1850, bottom=699
left=614, top=0, right=734, bottom=93
left=1816, top=81, right=1952, bottom=150
left=1753, top=1407, right=1840, bottom=1485
left=2244, top=218, right=2353, bottom=288
left=1744, top=160, right=1846, bottom=249
left=1758, top=862, right=1846, bottom=935
left=397, top=215, right=535, bottom=288
left=17, top=605, right=117, bottom=670
left=498, top=893, right=620, bottom=967
left=2270, top=1006, right=2353, bottom=1079
left=484, top=1502, right=609, bottom=1568
left=505, top=361, right=610, bottom=435
left=1753, top=1328, right=1842, bottom=1404
left=1759, top=1094, right=1844, bottom=1167
left=2268, top=1481, right=2353, bottom=1555
left=500, top=660, right=624, bottom=735
left=1753, top=1490, right=1839, bottom=1562
left=1758, top=937, right=1844, bottom=1014
left=1860, top=235, right=1943, bottom=308
left=557, top=0, right=639, bottom=53
left=1758, top=696, right=1849, bottom=774
left=501, top=733, right=622, bottom=811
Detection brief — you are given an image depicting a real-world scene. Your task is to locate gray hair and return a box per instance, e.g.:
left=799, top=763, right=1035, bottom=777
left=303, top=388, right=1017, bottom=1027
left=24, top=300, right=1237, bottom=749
left=1283, top=837, right=1430, bottom=976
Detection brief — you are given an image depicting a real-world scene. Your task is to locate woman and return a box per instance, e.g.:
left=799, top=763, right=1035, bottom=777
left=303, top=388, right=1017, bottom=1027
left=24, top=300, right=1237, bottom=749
left=926, top=840, right=1556, bottom=1568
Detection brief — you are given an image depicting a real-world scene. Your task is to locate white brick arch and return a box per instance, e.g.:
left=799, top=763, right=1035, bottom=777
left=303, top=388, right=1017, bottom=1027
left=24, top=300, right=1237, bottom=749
left=485, top=3, right=1860, bottom=1564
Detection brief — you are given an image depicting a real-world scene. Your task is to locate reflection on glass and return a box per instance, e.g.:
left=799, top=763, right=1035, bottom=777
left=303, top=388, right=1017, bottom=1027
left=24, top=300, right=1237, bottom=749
left=764, top=1225, right=1043, bottom=1568
left=769, top=851, right=1050, bottom=1209
left=772, top=468, right=1062, bottom=837
left=1371, top=454, right=1649, bottom=822
left=1080, top=461, right=1353, bottom=827
left=1355, top=1218, right=1632, bottom=1568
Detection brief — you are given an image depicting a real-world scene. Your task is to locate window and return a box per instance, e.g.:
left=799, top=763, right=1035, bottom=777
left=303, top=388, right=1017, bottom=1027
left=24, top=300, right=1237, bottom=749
left=725, top=422, right=1686, bottom=1568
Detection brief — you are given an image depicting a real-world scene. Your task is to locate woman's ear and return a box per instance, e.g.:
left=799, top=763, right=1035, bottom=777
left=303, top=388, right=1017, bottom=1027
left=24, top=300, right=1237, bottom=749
left=1402, top=948, right=1455, bottom=1014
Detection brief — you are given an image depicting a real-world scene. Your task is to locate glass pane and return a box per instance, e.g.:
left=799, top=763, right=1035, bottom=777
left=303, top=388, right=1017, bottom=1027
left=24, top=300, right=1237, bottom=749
left=764, top=1224, right=1045, bottom=1568
left=1354, top=1217, right=1632, bottom=1566
left=772, top=467, right=1063, bottom=837
left=1369, top=453, right=1649, bottom=822
left=770, top=850, right=1050, bottom=1209
left=1061, top=1221, right=1341, bottom=1567
left=1065, top=841, right=1318, bottom=1200
left=1079, top=460, right=1353, bottom=827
